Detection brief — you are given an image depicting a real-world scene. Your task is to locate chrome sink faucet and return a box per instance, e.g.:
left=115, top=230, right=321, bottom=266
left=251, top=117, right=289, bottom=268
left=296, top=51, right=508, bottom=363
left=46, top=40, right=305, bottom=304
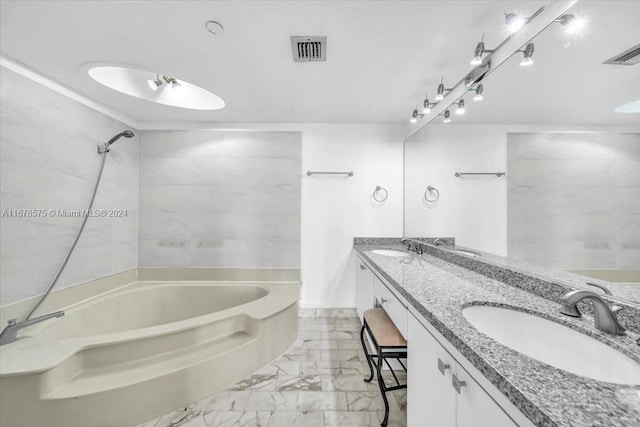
left=433, top=238, right=446, bottom=246
left=400, top=238, right=413, bottom=251
left=0, top=311, right=65, bottom=346
left=559, top=290, right=625, bottom=335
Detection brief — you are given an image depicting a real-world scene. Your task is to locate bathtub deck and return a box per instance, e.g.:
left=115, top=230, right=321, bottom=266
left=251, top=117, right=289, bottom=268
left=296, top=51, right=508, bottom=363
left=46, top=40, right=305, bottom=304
left=48, top=331, right=255, bottom=399
left=136, top=308, right=407, bottom=427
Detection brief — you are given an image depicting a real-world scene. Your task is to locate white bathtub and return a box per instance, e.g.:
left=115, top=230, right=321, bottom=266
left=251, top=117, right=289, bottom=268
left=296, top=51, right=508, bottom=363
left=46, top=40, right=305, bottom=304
left=0, top=278, right=299, bottom=427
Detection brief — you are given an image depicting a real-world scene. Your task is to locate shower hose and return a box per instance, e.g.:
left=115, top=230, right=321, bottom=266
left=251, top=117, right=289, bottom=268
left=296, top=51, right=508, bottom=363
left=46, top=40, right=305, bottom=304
left=25, top=151, right=109, bottom=320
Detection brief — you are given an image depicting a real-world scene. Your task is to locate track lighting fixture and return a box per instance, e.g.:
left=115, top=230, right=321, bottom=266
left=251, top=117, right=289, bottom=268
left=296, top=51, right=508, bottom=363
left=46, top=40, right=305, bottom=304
left=455, top=99, right=465, bottom=115
left=504, top=12, right=529, bottom=34
left=422, top=96, right=432, bottom=114
left=435, top=82, right=445, bottom=101
left=148, top=75, right=181, bottom=91
left=410, top=107, right=419, bottom=123
left=435, top=77, right=451, bottom=101
left=554, top=14, right=585, bottom=34
left=519, top=42, right=535, bottom=66
left=162, top=75, right=181, bottom=88
left=470, top=34, right=494, bottom=66
left=147, top=74, right=163, bottom=91
left=471, top=84, right=483, bottom=101
left=443, top=110, right=451, bottom=123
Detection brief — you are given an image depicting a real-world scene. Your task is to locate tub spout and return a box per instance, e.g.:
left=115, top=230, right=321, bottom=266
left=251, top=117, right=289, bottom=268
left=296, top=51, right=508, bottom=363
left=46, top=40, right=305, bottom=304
left=0, top=311, right=64, bottom=346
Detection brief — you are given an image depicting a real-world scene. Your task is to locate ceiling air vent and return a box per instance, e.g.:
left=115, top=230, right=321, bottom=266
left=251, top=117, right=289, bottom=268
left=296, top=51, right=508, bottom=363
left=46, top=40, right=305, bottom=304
left=603, top=43, right=640, bottom=65
left=291, top=36, right=326, bottom=62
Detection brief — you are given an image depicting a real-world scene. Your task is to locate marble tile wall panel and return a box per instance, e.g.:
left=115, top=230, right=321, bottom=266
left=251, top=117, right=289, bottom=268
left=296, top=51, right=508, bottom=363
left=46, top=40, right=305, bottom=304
left=0, top=67, right=138, bottom=305
left=507, top=133, right=640, bottom=271
left=138, top=130, right=301, bottom=268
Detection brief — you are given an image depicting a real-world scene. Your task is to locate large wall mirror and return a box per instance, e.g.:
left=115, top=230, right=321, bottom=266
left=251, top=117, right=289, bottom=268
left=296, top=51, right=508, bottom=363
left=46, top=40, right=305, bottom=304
left=403, top=1, right=640, bottom=305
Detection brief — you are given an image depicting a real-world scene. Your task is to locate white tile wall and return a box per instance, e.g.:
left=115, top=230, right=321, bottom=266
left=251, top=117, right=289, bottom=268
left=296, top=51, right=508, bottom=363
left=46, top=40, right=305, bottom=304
left=0, top=66, right=138, bottom=305
left=507, top=133, right=640, bottom=270
left=138, top=130, right=301, bottom=268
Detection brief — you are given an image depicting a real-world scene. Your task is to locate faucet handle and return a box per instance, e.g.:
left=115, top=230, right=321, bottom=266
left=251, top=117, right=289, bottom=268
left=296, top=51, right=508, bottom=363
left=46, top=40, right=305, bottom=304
left=560, top=302, right=581, bottom=317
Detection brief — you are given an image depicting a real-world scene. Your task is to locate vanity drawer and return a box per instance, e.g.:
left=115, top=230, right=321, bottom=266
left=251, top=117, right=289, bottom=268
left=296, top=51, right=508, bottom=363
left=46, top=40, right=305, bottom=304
left=375, top=278, right=408, bottom=339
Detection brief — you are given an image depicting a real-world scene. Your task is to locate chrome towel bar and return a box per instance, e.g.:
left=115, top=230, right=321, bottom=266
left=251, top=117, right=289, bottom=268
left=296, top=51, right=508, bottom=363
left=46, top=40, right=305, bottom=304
left=306, top=171, right=354, bottom=176
left=455, top=172, right=506, bottom=177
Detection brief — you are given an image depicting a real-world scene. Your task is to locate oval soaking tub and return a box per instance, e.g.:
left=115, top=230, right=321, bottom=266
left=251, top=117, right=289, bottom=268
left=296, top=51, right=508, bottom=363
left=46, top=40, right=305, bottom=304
left=0, top=280, right=299, bottom=427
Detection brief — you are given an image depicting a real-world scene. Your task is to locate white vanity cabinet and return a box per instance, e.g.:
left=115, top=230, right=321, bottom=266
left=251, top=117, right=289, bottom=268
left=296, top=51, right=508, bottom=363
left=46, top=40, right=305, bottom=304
left=356, top=258, right=375, bottom=322
left=374, top=274, right=408, bottom=338
left=408, top=313, right=531, bottom=427
left=356, top=256, right=408, bottom=338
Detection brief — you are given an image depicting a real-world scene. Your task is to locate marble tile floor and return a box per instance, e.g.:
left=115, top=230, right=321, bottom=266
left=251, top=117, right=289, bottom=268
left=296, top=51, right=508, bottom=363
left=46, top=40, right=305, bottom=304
left=137, top=308, right=407, bottom=427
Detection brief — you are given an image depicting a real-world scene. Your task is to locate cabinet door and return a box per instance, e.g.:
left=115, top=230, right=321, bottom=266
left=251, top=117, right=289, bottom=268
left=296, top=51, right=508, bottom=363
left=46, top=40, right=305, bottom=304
left=375, top=278, right=408, bottom=339
left=453, top=365, right=516, bottom=427
left=408, top=314, right=456, bottom=427
left=356, top=259, right=374, bottom=322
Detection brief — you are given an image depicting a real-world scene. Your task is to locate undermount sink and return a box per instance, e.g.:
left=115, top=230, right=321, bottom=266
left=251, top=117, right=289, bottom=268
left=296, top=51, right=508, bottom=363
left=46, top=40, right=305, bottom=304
left=454, top=249, right=481, bottom=258
left=462, top=304, right=640, bottom=385
left=371, top=249, right=409, bottom=257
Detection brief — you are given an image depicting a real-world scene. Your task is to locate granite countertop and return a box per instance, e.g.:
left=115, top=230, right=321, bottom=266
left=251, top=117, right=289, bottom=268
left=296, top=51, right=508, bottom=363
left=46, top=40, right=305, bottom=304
left=354, top=241, right=640, bottom=427
left=444, top=246, right=640, bottom=306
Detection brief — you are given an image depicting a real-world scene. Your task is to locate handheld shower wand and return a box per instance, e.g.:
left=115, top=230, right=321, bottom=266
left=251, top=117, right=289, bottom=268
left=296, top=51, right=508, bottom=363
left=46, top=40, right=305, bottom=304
left=98, top=130, right=135, bottom=154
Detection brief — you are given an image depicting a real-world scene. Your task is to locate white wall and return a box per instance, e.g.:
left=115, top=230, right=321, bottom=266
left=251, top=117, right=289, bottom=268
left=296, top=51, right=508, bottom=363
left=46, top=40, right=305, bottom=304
left=300, top=124, right=404, bottom=307
left=140, top=122, right=405, bottom=308
left=403, top=124, right=640, bottom=258
left=508, top=132, right=640, bottom=269
left=0, top=66, right=138, bottom=305
left=404, top=125, right=508, bottom=255
left=138, top=130, right=301, bottom=268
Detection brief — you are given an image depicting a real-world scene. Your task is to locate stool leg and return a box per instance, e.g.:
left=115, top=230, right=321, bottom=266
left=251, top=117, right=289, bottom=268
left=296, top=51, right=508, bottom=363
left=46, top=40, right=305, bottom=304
left=377, top=351, right=390, bottom=427
left=360, top=324, right=375, bottom=383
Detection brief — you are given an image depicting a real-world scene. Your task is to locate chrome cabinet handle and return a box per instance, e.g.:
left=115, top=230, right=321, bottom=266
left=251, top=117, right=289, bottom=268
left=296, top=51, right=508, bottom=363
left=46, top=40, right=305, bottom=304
left=359, top=264, right=366, bottom=270
left=437, top=358, right=450, bottom=375
left=380, top=297, right=388, bottom=304
left=452, top=373, right=466, bottom=394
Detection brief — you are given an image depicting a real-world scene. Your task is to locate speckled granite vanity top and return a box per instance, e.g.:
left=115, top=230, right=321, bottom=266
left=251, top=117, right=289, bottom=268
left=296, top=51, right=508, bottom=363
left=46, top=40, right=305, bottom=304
left=354, top=239, right=640, bottom=427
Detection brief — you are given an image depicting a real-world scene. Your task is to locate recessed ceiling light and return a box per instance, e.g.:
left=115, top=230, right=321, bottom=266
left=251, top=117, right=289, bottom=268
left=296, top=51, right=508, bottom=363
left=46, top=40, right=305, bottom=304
left=615, top=98, right=640, bottom=114
left=206, top=20, right=224, bottom=35
left=88, top=65, right=225, bottom=110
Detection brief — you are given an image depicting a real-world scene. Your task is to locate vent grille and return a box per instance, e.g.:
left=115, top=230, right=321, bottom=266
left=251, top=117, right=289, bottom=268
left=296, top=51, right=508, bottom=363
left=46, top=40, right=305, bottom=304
left=291, top=36, right=326, bottom=62
left=603, top=43, right=640, bottom=65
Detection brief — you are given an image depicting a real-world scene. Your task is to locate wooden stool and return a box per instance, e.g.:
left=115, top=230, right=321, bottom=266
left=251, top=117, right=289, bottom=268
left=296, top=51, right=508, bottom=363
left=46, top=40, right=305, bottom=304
left=360, top=307, right=408, bottom=427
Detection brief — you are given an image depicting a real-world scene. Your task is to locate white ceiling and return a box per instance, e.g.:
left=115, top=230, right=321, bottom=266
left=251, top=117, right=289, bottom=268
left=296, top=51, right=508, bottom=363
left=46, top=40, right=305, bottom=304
left=1, top=0, right=639, bottom=126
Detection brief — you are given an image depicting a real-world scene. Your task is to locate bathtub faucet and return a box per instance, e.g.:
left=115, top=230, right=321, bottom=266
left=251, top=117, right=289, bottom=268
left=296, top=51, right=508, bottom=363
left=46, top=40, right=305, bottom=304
left=0, top=311, right=65, bottom=346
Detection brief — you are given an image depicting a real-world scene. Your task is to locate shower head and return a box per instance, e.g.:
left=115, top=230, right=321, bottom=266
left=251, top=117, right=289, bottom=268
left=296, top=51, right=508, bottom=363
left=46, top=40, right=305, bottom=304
left=98, top=130, right=135, bottom=154
left=107, top=130, right=135, bottom=145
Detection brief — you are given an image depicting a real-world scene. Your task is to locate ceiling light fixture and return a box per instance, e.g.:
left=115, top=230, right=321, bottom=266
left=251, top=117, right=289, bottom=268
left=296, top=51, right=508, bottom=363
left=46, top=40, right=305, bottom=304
left=505, top=12, right=529, bottom=34
left=162, top=75, right=181, bottom=88
left=422, top=96, right=433, bottom=114
left=410, top=107, right=419, bottom=123
left=555, top=14, right=585, bottom=34
left=471, top=84, right=484, bottom=101
left=519, top=43, right=535, bottom=66
left=205, top=20, right=224, bottom=35
left=435, top=77, right=451, bottom=101
left=88, top=65, right=225, bottom=110
left=470, top=34, right=494, bottom=66
left=147, top=74, right=163, bottom=91
left=442, top=110, right=451, bottom=123
left=455, top=99, right=466, bottom=115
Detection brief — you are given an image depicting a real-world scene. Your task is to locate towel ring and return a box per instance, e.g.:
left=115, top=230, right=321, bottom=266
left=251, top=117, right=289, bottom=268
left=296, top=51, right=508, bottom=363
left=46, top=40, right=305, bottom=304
left=424, top=186, right=439, bottom=202
left=373, top=186, right=388, bottom=202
